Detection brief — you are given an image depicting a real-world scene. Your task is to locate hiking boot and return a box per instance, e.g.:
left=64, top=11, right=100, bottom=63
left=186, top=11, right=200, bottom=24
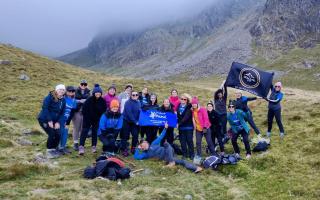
left=246, top=154, right=251, bottom=159
left=280, top=132, right=284, bottom=140
left=78, top=146, right=85, bottom=155
left=46, top=149, right=60, bottom=159
left=266, top=132, right=271, bottom=138
left=63, top=148, right=72, bottom=154
left=235, top=153, right=242, bottom=160
left=73, top=143, right=79, bottom=151
left=58, top=148, right=66, bottom=155
left=92, top=146, right=97, bottom=153
left=122, top=149, right=129, bottom=157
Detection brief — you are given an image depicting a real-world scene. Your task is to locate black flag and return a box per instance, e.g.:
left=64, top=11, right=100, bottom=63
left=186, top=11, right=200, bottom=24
left=225, top=62, right=274, bottom=98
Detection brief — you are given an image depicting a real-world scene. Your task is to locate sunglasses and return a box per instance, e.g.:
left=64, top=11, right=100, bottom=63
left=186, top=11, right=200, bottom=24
left=180, top=98, right=187, bottom=101
left=229, top=106, right=235, bottom=108
left=67, top=90, right=75, bottom=93
left=80, top=83, right=87, bottom=86
left=132, top=94, right=139, bottom=97
left=275, top=86, right=281, bottom=88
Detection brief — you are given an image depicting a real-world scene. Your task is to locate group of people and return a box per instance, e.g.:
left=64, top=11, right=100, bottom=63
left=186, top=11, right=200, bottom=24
left=37, top=79, right=285, bottom=172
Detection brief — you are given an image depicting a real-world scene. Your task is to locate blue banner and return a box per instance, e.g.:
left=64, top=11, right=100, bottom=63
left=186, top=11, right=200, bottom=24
left=225, top=62, right=274, bottom=98
left=139, top=110, right=177, bottom=128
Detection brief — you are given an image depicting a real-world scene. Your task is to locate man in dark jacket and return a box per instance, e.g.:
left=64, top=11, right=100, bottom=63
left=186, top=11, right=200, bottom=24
left=72, top=80, right=91, bottom=151
left=235, top=91, right=261, bottom=136
left=177, top=94, right=194, bottom=159
left=121, top=91, right=141, bottom=156
left=38, top=84, right=66, bottom=159
left=79, top=84, right=106, bottom=155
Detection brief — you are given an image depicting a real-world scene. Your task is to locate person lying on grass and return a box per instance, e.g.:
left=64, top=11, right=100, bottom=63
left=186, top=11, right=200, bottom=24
left=134, top=123, right=203, bottom=173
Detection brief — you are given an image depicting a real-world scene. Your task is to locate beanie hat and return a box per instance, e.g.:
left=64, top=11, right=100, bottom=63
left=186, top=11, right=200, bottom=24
left=207, top=101, right=214, bottom=107
left=228, top=100, right=236, bottom=108
left=80, top=79, right=87, bottom=84
left=110, top=99, right=120, bottom=110
left=55, top=84, right=66, bottom=91
left=92, top=84, right=103, bottom=95
left=66, top=86, right=76, bottom=92
left=191, top=96, right=199, bottom=105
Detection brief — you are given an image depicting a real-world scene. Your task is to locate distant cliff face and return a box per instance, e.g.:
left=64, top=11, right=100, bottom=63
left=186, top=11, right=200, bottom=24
left=250, top=0, right=320, bottom=57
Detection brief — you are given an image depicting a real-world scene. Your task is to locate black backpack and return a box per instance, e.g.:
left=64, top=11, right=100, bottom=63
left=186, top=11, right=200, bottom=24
left=253, top=141, right=269, bottom=152
left=202, top=155, right=221, bottom=169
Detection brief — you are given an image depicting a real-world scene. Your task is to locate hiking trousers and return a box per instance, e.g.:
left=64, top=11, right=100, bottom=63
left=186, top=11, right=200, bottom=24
left=39, top=120, right=60, bottom=149
left=267, top=108, right=284, bottom=133
left=145, top=126, right=158, bottom=144
left=210, top=125, right=224, bottom=152
left=80, top=118, right=98, bottom=147
left=246, top=111, right=261, bottom=135
left=120, top=120, right=139, bottom=150
left=72, top=111, right=83, bottom=144
left=196, top=129, right=216, bottom=157
left=162, top=143, right=198, bottom=172
left=179, top=129, right=194, bottom=159
left=159, top=127, right=174, bottom=146
left=231, top=129, right=251, bottom=155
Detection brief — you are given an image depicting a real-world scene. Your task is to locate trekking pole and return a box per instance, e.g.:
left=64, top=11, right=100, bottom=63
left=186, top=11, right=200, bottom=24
left=132, top=169, right=144, bottom=174
left=114, top=155, right=137, bottom=167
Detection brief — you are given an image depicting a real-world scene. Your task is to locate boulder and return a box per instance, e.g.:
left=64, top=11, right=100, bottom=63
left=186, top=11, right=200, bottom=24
left=19, top=74, right=30, bottom=81
left=16, top=137, right=33, bottom=146
left=0, top=60, right=11, bottom=65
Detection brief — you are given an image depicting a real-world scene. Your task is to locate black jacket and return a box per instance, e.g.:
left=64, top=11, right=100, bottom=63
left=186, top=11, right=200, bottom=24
left=207, top=110, right=220, bottom=127
left=75, top=87, right=91, bottom=111
left=138, top=92, right=150, bottom=107
left=177, top=103, right=193, bottom=129
left=82, top=96, right=107, bottom=123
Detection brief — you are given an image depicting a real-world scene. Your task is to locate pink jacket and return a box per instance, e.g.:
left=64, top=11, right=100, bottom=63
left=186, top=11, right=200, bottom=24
left=104, top=93, right=118, bottom=109
left=192, top=107, right=211, bottom=130
left=169, top=96, right=180, bottom=112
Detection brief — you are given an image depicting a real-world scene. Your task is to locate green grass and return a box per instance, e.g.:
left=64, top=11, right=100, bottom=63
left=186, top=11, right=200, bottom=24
left=1, top=44, right=320, bottom=199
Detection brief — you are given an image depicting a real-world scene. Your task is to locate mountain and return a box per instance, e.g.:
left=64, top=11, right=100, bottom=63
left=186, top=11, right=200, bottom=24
left=59, top=0, right=265, bottom=79
left=250, top=0, right=320, bottom=58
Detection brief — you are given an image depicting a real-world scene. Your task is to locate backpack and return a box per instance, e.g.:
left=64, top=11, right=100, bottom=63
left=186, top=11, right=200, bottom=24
left=253, top=141, right=269, bottom=152
left=202, top=155, right=221, bottom=169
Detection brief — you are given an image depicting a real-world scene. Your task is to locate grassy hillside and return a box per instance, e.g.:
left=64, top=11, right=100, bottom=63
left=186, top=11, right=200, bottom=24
left=1, top=44, right=320, bottom=200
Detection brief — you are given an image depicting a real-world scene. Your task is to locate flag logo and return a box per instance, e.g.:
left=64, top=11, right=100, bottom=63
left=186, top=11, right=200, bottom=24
left=239, top=68, right=260, bottom=88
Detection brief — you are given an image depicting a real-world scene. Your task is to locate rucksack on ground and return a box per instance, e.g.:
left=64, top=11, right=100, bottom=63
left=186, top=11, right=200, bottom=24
left=202, top=155, right=221, bottom=169
left=253, top=141, right=269, bottom=152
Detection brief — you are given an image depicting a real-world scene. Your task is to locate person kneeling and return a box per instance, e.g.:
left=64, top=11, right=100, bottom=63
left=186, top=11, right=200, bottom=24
left=134, top=123, right=202, bottom=173
left=227, top=101, right=252, bottom=159
left=98, top=99, right=123, bottom=154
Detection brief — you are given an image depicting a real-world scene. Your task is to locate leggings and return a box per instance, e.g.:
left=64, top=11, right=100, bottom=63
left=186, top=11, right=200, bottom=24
left=39, top=121, right=60, bottom=149
left=196, top=128, right=216, bottom=157
left=179, top=129, right=194, bottom=158
left=159, top=127, right=174, bottom=146
left=231, top=129, right=251, bottom=155
left=210, top=125, right=224, bottom=152
left=59, top=126, right=68, bottom=149
left=72, top=111, right=83, bottom=143
left=267, top=108, right=284, bottom=133
left=246, top=111, right=261, bottom=135
left=80, top=118, right=98, bottom=147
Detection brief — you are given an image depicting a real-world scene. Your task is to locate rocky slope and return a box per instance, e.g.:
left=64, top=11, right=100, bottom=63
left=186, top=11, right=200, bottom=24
left=250, top=0, right=320, bottom=58
left=59, top=0, right=265, bottom=79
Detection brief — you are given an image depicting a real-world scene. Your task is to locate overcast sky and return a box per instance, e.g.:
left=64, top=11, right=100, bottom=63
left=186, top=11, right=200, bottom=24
left=0, top=0, right=216, bottom=57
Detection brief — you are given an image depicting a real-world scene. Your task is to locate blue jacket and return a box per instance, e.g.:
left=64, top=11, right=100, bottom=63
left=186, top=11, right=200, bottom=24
left=38, top=91, right=66, bottom=123
left=134, top=129, right=167, bottom=160
left=227, top=109, right=250, bottom=134
left=62, top=96, right=77, bottom=124
left=235, top=96, right=257, bottom=112
left=98, top=111, right=123, bottom=136
left=268, top=88, right=283, bottom=111
left=123, top=98, right=141, bottom=123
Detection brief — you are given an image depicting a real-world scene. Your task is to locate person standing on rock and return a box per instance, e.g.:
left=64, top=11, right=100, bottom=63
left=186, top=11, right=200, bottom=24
left=227, top=101, right=252, bottom=159
left=121, top=91, right=141, bottom=156
left=118, top=84, right=133, bottom=113
left=169, top=89, right=180, bottom=113
left=79, top=84, right=106, bottom=155
left=59, top=86, right=77, bottom=154
left=213, top=80, right=228, bottom=143
left=234, top=91, right=262, bottom=136
left=265, top=82, right=285, bottom=139
left=38, top=84, right=66, bottom=159
left=177, top=93, right=194, bottom=160
left=103, top=84, right=118, bottom=111
left=72, top=80, right=90, bottom=151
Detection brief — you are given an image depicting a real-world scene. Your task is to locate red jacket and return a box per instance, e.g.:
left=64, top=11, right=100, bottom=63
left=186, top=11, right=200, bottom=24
left=192, top=107, right=211, bottom=131
left=169, top=96, right=180, bottom=112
